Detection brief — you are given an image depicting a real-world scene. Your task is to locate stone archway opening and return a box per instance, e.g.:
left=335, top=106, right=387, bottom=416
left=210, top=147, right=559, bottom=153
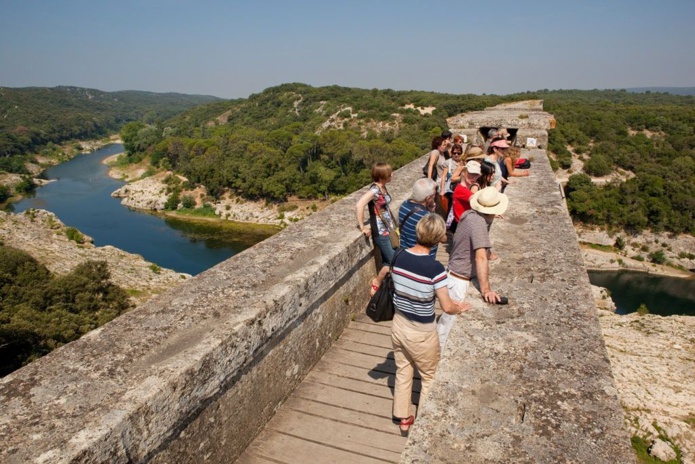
left=479, top=126, right=519, bottom=146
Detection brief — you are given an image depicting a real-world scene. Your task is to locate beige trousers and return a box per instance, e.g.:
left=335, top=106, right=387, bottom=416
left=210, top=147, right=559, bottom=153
left=391, top=311, right=440, bottom=419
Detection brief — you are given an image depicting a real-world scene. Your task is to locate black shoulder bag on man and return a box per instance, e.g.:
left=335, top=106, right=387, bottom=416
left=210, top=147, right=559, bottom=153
left=365, top=248, right=405, bottom=322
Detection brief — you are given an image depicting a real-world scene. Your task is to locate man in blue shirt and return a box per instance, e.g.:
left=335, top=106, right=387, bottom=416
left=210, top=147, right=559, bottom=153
left=399, top=178, right=438, bottom=257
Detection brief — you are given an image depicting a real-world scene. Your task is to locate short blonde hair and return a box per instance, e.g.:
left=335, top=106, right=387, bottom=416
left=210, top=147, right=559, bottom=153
left=371, top=163, right=392, bottom=182
left=416, top=214, right=446, bottom=248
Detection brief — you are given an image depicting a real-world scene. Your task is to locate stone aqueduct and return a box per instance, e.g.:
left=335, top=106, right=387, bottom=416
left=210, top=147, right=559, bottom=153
left=0, top=102, right=635, bottom=463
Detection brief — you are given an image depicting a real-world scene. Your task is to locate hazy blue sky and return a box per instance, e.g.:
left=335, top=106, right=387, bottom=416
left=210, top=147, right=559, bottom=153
left=1, top=0, right=694, bottom=99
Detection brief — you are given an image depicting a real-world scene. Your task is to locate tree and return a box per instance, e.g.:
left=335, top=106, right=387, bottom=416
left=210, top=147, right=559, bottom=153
left=584, top=154, right=612, bottom=177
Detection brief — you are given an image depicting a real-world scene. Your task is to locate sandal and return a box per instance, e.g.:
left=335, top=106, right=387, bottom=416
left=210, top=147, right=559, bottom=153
left=399, top=415, right=415, bottom=433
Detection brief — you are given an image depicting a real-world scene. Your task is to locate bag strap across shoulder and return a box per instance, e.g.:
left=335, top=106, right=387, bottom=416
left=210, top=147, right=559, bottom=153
left=399, top=203, right=426, bottom=235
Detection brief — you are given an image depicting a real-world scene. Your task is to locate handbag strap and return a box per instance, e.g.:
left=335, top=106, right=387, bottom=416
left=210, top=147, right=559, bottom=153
left=390, top=247, right=405, bottom=274
left=372, top=185, right=397, bottom=231
left=399, top=204, right=426, bottom=235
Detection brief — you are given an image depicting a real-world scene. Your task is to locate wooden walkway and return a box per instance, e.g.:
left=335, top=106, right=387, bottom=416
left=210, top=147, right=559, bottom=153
left=237, top=247, right=450, bottom=463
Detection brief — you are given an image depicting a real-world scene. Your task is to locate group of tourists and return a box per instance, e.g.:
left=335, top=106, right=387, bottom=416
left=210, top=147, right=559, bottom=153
left=355, top=128, right=528, bottom=434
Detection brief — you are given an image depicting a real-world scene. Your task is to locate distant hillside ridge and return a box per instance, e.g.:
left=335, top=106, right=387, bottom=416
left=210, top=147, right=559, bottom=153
left=626, top=87, right=695, bottom=96
left=0, top=86, right=222, bottom=158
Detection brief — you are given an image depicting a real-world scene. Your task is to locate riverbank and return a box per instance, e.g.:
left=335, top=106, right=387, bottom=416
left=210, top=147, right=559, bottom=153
left=577, top=225, right=695, bottom=278
left=0, top=209, right=188, bottom=306
left=103, top=155, right=332, bottom=227
left=0, top=135, right=123, bottom=208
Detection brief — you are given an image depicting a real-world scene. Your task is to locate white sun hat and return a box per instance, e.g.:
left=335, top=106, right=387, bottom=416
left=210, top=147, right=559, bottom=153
left=469, top=187, right=509, bottom=215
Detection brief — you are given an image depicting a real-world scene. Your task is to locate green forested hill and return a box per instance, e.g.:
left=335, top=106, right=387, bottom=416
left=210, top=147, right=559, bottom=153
left=120, top=83, right=514, bottom=200
left=120, top=84, right=695, bottom=234
left=543, top=90, right=695, bottom=234
left=0, top=86, right=221, bottom=158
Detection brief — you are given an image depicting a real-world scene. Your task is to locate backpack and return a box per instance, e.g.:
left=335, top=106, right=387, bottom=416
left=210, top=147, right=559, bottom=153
left=515, top=158, right=531, bottom=169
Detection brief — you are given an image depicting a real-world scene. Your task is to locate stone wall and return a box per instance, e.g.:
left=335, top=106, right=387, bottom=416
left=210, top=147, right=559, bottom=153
left=402, top=147, right=635, bottom=462
left=0, top=161, right=419, bottom=464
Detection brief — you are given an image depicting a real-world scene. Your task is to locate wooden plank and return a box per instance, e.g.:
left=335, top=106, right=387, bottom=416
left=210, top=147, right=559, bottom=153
left=312, top=357, right=396, bottom=386
left=333, top=338, right=393, bottom=358
left=350, top=319, right=393, bottom=335
left=321, top=347, right=398, bottom=373
left=292, top=381, right=396, bottom=419
left=280, top=395, right=403, bottom=435
left=263, top=406, right=404, bottom=462
left=304, top=369, right=395, bottom=400
left=238, top=429, right=394, bottom=464
left=318, top=347, right=422, bottom=383
left=339, top=329, right=393, bottom=350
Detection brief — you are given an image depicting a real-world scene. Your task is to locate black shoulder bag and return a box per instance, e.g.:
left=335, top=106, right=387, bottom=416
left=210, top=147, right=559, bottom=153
left=365, top=248, right=405, bottom=323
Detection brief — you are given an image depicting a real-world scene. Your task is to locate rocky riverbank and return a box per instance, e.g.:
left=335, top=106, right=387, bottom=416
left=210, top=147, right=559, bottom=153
left=0, top=209, right=188, bottom=306
left=578, top=225, right=695, bottom=278
left=592, top=291, right=695, bottom=463
left=104, top=156, right=329, bottom=226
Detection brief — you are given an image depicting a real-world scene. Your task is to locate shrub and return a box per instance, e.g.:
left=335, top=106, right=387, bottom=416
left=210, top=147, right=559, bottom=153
left=149, top=264, right=162, bottom=274
left=648, top=250, right=666, bottom=264
left=164, top=188, right=181, bottom=210
left=14, top=176, right=36, bottom=194
left=637, top=304, right=649, bottom=315
left=584, top=154, right=612, bottom=177
left=65, top=227, right=85, bottom=244
left=614, top=236, right=626, bottom=250
left=181, top=194, right=196, bottom=209
left=0, top=184, right=10, bottom=203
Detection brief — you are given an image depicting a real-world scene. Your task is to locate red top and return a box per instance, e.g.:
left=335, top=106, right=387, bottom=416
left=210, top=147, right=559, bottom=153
left=452, top=182, right=478, bottom=222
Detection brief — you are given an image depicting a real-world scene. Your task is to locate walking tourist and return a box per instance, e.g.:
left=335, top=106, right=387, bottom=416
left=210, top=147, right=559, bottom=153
left=371, top=214, right=471, bottom=433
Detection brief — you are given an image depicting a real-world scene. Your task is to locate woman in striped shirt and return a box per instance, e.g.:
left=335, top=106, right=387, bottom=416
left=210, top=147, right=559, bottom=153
left=372, top=214, right=471, bottom=433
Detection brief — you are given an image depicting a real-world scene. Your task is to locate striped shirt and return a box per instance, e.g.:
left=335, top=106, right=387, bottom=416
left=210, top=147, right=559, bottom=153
left=398, top=201, right=437, bottom=258
left=391, top=250, right=448, bottom=323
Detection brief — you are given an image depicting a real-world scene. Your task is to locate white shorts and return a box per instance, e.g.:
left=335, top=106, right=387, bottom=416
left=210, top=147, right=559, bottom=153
left=437, top=272, right=470, bottom=352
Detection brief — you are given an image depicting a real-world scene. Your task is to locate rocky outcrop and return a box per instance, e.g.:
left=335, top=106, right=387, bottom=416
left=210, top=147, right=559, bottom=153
left=593, top=289, right=695, bottom=464
left=110, top=171, right=323, bottom=226
left=577, top=225, right=695, bottom=273
left=0, top=209, right=188, bottom=305
left=111, top=171, right=172, bottom=211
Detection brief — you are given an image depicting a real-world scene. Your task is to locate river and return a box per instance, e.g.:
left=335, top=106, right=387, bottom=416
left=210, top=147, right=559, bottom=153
left=10, top=144, right=275, bottom=275
left=588, top=270, right=695, bottom=316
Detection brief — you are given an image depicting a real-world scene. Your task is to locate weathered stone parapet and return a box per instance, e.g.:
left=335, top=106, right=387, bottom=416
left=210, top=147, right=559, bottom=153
left=0, top=160, right=421, bottom=463
left=401, top=147, right=634, bottom=462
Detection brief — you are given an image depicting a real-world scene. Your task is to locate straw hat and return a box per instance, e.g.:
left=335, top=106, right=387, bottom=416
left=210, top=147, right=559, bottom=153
left=470, top=187, right=509, bottom=215
left=464, top=146, right=485, bottom=160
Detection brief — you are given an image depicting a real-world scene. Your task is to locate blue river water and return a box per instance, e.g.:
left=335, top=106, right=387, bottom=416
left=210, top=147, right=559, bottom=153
left=588, top=270, right=695, bottom=316
left=11, top=144, right=272, bottom=275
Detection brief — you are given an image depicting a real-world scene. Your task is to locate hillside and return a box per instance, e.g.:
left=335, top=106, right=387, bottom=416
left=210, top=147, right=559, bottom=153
left=0, top=86, right=221, bottom=160
left=118, top=83, right=520, bottom=201
left=116, top=84, right=695, bottom=238
left=543, top=89, right=695, bottom=235
left=627, top=87, right=695, bottom=96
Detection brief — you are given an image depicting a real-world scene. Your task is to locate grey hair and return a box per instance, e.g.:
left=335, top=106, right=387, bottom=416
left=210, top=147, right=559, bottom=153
left=487, top=128, right=499, bottom=139
left=412, top=178, right=437, bottom=202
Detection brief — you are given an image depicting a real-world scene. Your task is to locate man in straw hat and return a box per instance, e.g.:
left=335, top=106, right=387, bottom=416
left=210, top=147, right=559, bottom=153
left=437, top=186, right=508, bottom=350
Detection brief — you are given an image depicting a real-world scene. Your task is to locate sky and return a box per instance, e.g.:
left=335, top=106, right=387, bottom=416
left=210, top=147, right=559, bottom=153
left=1, top=0, right=694, bottom=99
